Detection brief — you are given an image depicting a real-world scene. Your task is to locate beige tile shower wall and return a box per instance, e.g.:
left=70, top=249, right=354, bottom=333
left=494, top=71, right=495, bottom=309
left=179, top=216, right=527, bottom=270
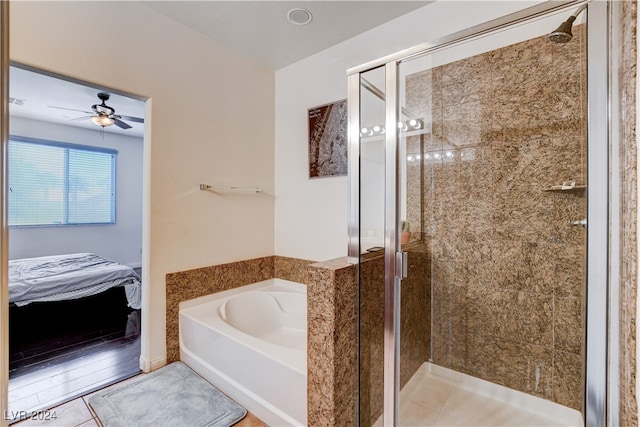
left=619, top=1, right=638, bottom=425
left=399, top=247, right=432, bottom=386
left=165, top=256, right=313, bottom=364
left=405, top=28, right=587, bottom=410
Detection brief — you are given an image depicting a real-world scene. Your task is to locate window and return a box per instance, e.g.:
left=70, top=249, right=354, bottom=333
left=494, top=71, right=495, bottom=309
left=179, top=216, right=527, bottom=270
left=8, top=136, right=117, bottom=226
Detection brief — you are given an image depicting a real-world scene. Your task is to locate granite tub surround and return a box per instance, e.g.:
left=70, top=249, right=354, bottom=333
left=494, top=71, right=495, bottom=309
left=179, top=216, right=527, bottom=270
left=307, top=258, right=358, bottom=427
left=166, top=255, right=313, bottom=364
left=274, top=255, right=313, bottom=284
left=404, top=27, right=587, bottom=410
left=357, top=253, right=384, bottom=427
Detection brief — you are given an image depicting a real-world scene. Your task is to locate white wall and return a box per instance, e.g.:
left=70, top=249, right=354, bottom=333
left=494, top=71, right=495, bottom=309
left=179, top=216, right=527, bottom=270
left=8, top=117, right=143, bottom=267
left=10, top=1, right=275, bottom=370
left=274, top=0, right=543, bottom=262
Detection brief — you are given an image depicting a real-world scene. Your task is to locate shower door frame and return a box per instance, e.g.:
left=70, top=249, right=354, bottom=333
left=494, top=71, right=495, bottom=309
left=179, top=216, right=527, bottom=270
left=0, top=3, right=8, bottom=426
left=347, top=1, right=613, bottom=426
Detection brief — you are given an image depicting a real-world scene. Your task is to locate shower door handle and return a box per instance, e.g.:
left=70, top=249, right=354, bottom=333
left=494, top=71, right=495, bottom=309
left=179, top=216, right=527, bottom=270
left=571, top=218, right=587, bottom=227
left=395, top=251, right=408, bottom=278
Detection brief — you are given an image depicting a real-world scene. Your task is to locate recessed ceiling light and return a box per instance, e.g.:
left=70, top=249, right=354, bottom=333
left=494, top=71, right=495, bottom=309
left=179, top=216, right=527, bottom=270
left=287, top=8, right=312, bottom=26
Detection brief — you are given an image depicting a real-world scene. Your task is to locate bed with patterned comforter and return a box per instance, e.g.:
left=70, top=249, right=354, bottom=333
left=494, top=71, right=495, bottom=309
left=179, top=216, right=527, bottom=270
left=9, top=253, right=141, bottom=309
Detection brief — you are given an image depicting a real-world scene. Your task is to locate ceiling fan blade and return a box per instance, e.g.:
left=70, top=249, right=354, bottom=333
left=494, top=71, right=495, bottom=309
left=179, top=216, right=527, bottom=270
left=48, top=105, right=94, bottom=114
left=69, top=115, right=92, bottom=121
left=113, top=118, right=132, bottom=129
left=118, top=115, right=144, bottom=123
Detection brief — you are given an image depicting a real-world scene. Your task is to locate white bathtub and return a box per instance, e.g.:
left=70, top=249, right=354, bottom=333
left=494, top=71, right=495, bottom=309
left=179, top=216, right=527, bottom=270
left=179, top=278, right=307, bottom=426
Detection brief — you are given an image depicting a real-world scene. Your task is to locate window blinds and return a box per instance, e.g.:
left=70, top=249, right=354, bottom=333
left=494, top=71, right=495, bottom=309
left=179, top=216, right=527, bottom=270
left=8, top=137, right=117, bottom=226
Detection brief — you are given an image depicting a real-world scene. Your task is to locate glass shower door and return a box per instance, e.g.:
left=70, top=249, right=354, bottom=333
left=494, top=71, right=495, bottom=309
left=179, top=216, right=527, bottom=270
left=355, top=65, right=387, bottom=427
left=354, top=62, right=435, bottom=426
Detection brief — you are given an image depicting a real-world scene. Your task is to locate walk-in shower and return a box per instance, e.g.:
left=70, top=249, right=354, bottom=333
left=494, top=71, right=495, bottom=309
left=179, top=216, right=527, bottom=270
left=348, top=1, right=610, bottom=426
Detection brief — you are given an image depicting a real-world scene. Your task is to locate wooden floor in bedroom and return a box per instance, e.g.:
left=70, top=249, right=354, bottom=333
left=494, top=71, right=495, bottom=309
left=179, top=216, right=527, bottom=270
left=7, top=290, right=141, bottom=423
left=8, top=334, right=141, bottom=422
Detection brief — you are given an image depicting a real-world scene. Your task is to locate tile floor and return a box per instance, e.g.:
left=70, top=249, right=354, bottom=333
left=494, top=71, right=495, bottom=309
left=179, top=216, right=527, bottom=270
left=374, top=363, right=583, bottom=427
left=9, top=397, right=98, bottom=427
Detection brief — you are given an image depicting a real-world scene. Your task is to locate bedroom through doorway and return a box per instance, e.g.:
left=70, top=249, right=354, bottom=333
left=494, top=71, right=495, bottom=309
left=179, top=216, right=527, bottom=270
left=6, top=64, right=145, bottom=423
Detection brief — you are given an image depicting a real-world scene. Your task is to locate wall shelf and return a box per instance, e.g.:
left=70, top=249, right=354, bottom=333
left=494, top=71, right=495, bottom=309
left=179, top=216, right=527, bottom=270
left=199, top=184, right=263, bottom=193
left=543, top=184, right=586, bottom=193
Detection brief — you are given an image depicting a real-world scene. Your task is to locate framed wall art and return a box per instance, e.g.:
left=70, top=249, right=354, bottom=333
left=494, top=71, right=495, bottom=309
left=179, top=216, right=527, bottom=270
left=308, top=99, right=348, bottom=178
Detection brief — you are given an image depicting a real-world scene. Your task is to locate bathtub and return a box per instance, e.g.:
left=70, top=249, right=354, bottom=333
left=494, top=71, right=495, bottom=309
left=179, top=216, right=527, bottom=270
left=179, top=278, right=307, bottom=426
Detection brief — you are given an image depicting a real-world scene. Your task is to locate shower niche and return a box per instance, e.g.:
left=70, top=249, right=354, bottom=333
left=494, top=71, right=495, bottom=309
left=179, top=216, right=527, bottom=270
left=349, top=2, right=606, bottom=426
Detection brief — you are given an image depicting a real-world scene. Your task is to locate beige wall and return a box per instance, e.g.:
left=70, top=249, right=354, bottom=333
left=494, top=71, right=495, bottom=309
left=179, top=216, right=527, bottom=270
left=9, top=1, right=275, bottom=369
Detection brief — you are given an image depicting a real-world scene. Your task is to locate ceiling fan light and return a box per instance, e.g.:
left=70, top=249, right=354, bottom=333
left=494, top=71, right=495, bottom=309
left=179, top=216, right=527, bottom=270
left=91, top=115, right=115, bottom=127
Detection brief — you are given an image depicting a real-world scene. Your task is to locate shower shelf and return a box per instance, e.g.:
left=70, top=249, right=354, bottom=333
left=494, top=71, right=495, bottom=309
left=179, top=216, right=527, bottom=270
left=543, top=184, right=586, bottom=193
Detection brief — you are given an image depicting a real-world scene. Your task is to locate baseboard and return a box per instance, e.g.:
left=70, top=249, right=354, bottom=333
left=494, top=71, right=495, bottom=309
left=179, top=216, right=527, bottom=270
left=139, top=354, right=166, bottom=373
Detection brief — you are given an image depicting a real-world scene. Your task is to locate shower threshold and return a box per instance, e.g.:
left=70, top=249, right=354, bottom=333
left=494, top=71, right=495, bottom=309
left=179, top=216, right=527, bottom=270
left=373, top=362, right=583, bottom=427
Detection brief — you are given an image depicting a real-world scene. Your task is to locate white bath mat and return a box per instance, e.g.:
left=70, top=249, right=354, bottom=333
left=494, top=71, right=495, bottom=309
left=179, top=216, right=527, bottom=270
left=88, top=362, right=247, bottom=427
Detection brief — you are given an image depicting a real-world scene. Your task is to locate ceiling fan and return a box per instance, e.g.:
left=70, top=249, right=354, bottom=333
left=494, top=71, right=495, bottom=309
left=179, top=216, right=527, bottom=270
left=48, top=92, right=144, bottom=129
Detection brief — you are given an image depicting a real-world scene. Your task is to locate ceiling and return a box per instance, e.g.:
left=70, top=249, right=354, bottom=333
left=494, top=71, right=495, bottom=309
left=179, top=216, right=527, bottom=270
left=142, top=1, right=430, bottom=70
left=9, top=1, right=430, bottom=136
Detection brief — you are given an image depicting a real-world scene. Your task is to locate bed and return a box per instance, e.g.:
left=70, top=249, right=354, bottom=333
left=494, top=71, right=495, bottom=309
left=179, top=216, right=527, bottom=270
left=9, top=253, right=141, bottom=309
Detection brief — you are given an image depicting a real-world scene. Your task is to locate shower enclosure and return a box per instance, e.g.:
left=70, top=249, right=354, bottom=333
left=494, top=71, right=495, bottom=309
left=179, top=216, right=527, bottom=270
left=348, top=1, right=610, bottom=426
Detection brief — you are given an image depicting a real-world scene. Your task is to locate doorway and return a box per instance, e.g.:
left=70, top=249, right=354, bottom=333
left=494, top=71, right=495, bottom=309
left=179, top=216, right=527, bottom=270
left=6, top=64, right=145, bottom=422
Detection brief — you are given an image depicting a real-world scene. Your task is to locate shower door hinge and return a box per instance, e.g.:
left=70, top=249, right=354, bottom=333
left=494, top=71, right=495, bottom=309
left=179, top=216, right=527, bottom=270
left=395, top=251, right=408, bottom=279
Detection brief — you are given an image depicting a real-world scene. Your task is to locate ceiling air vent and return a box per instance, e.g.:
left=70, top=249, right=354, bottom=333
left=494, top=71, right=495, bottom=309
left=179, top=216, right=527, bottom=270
left=9, top=97, right=25, bottom=106
left=287, top=8, right=312, bottom=26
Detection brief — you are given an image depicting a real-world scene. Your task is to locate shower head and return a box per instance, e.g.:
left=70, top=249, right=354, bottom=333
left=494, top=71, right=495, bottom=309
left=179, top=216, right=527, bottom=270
left=549, top=16, right=577, bottom=43
left=548, top=3, right=587, bottom=43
